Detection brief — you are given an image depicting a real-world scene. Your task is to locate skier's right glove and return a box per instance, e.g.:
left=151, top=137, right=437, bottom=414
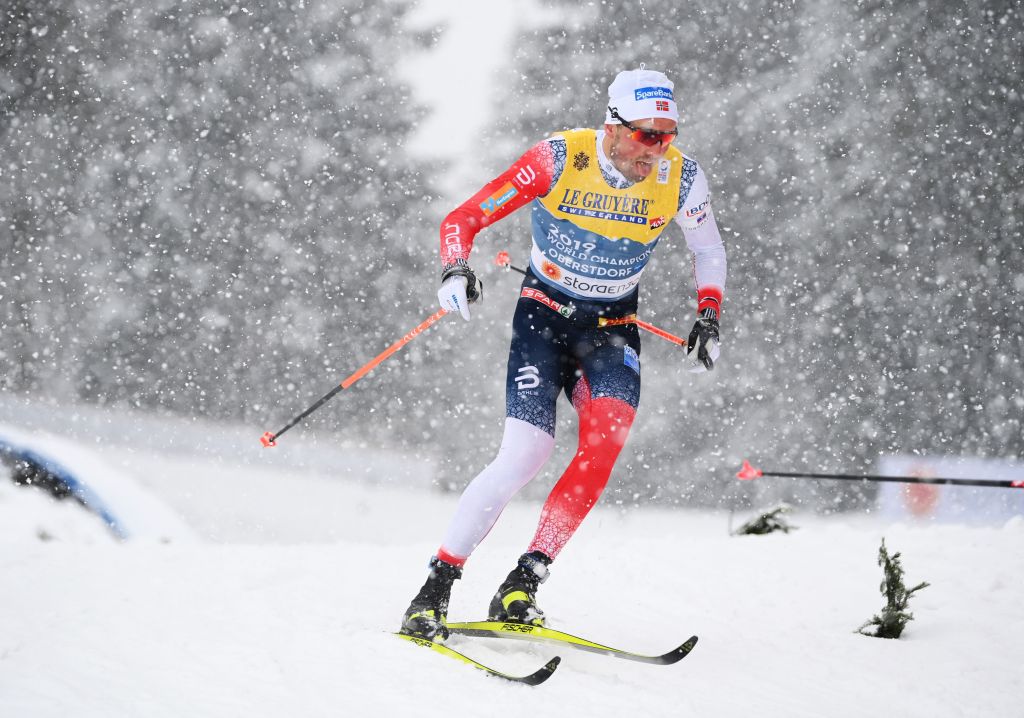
left=437, top=259, right=482, bottom=321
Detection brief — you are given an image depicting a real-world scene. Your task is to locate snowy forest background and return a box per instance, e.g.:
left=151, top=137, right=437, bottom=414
left=2, top=0, right=1022, bottom=511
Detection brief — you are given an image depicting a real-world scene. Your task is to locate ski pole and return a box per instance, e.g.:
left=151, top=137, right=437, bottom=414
left=597, top=315, right=687, bottom=346
left=494, top=252, right=687, bottom=347
left=260, top=308, right=448, bottom=447
left=736, top=460, right=1024, bottom=489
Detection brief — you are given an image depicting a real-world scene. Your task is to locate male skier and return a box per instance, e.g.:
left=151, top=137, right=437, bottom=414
left=401, top=66, right=727, bottom=640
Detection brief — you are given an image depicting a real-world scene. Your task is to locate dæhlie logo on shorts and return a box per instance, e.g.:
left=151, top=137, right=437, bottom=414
left=515, top=365, right=540, bottom=391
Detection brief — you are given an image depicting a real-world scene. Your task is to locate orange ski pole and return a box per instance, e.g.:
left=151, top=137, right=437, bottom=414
left=495, top=252, right=687, bottom=347
left=260, top=308, right=448, bottom=447
left=595, top=315, right=686, bottom=346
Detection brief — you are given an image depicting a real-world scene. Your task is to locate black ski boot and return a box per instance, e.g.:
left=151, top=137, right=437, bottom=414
left=400, top=556, right=462, bottom=641
left=488, top=551, right=552, bottom=626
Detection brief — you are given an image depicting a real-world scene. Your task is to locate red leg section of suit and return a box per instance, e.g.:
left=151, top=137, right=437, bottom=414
left=528, top=382, right=636, bottom=560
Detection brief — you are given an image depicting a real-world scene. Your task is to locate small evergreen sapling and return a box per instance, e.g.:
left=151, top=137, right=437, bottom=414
left=733, top=505, right=796, bottom=535
left=857, top=538, right=930, bottom=639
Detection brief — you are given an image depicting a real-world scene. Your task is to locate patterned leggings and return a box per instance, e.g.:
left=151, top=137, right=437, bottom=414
left=437, top=290, right=640, bottom=565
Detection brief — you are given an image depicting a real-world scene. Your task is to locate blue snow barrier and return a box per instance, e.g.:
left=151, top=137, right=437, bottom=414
left=0, top=435, right=128, bottom=539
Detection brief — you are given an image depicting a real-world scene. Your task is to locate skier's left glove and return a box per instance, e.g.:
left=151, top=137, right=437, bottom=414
left=685, top=307, right=721, bottom=373
left=437, top=259, right=482, bottom=321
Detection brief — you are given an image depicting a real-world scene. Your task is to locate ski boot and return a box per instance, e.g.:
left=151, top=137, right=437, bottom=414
left=488, top=551, right=552, bottom=626
left=400, top=556, right=462, bottom=641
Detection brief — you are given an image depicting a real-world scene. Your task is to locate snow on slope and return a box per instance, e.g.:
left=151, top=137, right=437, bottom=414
left=1, top=424, right=1022, bottom=717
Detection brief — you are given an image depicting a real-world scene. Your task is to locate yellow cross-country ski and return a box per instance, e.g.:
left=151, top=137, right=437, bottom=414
left=393, top=632, right=561, bottom=685
left=445, top=621, right=698, bottom=665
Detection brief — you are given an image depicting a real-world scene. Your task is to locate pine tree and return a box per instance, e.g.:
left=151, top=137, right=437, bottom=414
left=1, top=0, right=437, bottom=446
left=857, top=538, right=930, bottom=639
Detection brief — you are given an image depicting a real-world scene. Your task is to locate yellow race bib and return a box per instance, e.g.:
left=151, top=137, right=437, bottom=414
left=529, top=129, right=684, bottom=300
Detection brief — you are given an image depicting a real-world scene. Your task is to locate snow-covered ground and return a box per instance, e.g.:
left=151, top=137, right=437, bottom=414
left=1, top=410, right=1021, bottom=717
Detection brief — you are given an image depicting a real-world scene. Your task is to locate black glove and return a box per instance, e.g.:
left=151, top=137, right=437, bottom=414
left=685, top=307, right=721, bottom=373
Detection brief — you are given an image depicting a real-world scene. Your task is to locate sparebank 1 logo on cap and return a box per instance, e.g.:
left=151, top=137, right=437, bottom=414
left=634, top=86, right=674, bottom=101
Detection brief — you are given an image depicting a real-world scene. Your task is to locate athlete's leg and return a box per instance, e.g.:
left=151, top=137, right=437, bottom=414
left=435, top=300, right=571, bottom=566
left=437, top=417, right=553, bottom=564
left=528, top=326, right=641, bottom=559
left=402, top=301, right=569, bottom=638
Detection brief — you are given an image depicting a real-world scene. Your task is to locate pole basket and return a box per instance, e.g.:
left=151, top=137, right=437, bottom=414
left=737, top=460, right=763, bottom=480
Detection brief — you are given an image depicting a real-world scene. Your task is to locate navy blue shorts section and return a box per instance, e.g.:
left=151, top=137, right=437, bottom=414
left=505, top=285, right=641, bottom=436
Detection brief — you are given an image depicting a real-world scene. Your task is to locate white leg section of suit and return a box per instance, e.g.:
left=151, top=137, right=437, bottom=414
left=439, top=417, right=555, bottom=560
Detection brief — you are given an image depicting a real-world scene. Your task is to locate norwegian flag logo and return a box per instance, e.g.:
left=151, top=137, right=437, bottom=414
left=655, top=100, right=669, bottom=112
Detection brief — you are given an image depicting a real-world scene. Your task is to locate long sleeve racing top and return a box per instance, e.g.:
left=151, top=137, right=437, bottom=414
left=439, top=129, right=727, bottom=317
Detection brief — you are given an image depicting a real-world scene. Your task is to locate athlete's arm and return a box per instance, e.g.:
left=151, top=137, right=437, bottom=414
left=439, top=139, right=559, bottom=267
left=676, top=162, right=727, bottom=316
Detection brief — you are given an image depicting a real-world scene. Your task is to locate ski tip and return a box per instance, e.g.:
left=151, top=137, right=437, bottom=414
left=522, top=656, right=561, bottom=686
left=659, top=635, right=699, bottom=665
left=394, top=630, right=560, bottom=686
left=737, top=460, right=762, bottom=480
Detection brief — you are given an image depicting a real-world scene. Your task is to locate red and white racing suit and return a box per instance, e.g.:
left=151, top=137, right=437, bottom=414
left=434, top=129, right=727, bottom=566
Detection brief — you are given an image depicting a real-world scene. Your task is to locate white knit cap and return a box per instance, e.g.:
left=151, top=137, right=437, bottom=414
left=604, top=64, right=679, bottom=124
